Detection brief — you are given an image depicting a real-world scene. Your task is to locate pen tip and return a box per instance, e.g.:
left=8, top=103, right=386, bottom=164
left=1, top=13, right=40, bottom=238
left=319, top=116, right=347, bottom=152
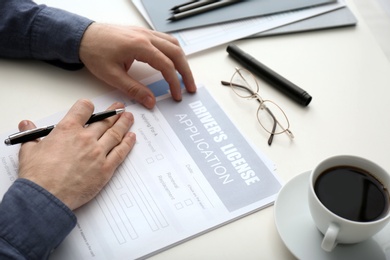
left=4, top=139, right=11, bottom=146
left=116, top=108, right=125, bottom=114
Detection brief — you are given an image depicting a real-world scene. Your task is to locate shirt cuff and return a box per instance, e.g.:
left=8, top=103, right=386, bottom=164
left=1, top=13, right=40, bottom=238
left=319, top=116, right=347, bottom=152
left=31, top=5, right=93, bottom=64
left=0, top=178, right=76, bottom=259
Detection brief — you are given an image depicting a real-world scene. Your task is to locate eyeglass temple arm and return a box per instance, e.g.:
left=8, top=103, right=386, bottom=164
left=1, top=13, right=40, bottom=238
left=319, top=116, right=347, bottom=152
left=265, top=105, right=294, bottom=144
left=222, top=80, right=278, bottom=144
left=222, top=80, right=276, bottom=145
left=221, top=81, right=257, bottom=96
left=222, top=80, right=294, bottom=143
left=264, top=106, right=277, bottom=146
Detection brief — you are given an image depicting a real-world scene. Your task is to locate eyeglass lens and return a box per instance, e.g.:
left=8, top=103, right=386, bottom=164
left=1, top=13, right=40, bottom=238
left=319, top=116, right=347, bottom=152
left=230, top=69, right=291, bottom=136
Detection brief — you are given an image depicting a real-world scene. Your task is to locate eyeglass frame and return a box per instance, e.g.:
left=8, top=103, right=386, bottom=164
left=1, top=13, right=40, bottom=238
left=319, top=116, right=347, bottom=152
left=221, top=68, right=294, bottom=146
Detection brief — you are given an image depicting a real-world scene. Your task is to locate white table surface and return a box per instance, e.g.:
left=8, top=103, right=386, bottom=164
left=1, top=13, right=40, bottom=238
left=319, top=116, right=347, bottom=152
left=1, top=0, right=390, bottom=259
left=354, top=0, right=390, bottom=61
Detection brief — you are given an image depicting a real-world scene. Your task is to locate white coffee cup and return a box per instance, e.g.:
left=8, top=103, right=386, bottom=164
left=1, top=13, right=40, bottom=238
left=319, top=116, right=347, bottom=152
left=308, top=155, right=390, bottom=252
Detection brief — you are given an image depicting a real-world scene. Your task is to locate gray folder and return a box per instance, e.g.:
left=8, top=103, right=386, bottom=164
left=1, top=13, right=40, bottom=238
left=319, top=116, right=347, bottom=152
left=251, top=7, right=357, bottom=37
left=142, top=0, right=337, bottom=33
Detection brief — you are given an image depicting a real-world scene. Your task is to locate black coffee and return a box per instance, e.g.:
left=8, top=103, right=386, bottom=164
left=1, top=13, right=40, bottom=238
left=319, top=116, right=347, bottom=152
left=314, top=166, right=389, bottom=222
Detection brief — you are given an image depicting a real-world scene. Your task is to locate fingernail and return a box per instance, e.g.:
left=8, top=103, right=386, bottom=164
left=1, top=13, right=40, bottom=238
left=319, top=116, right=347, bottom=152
left=19, top=120, right=32, bottom=131
left=143, top=96, right=155, bottom=109
left=189, top=83, right=197, bottom=93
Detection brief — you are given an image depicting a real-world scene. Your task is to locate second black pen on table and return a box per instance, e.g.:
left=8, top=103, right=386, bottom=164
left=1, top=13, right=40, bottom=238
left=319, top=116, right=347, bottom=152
left=168, top=0, right=242, bottom=21
left=227, top=44, right=312, bottom=107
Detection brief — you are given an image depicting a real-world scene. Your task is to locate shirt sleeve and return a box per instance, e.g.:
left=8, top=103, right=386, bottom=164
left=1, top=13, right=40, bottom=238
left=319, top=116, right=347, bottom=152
left=0, top=0, right=93, bottom=69
left=0, top=178, right=77, bottom=260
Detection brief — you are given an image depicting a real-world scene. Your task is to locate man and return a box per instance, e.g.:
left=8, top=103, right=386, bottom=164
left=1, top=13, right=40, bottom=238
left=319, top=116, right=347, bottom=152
left=0, top=0, right=196, bottom=258
left=0, top=0, right=196, bottom=108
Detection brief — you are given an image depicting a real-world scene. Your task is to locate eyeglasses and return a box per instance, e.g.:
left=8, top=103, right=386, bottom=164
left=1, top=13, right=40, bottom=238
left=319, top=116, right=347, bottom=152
left=221, top=68, right=294, bottom=146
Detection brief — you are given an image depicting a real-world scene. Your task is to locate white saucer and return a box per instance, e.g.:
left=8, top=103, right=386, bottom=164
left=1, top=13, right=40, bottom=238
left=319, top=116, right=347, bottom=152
left=274, top=171, right=390, bottom=260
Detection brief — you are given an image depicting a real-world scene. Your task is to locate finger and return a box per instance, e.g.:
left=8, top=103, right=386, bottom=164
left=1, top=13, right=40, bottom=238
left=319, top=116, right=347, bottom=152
left=18, top=120, right=37, bottom=132
left=60, top=99, right=95, bottom=127
left=151, top=30, right=180, bottom=45
left=99, top=112, right=134, bottom=154
left=17, top=120, right=40, bottom=163
left=134, top=43, right=183, bottom=101
left=86, top=102, right=126, bottom=137
left=108, top=65, right=156, bottom=109
left=105, top=132, right=136, bottom=173
left=150, top=32, right=197, bottom=94
left=17, top=120, right=39, bottom=148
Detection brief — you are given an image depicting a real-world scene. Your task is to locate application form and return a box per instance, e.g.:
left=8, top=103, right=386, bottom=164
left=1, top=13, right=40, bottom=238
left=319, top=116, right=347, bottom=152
left=0, top=79, right=282, bottom=259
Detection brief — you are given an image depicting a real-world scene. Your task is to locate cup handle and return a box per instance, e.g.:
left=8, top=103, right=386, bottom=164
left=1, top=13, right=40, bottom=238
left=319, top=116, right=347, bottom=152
left=321, top=223, right=339, bottom=252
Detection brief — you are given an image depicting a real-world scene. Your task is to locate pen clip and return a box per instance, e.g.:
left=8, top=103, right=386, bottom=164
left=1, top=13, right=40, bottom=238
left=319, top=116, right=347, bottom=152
left=7, top=125, right=54, bottom=139
left=8, top=126, right=48, bottom=139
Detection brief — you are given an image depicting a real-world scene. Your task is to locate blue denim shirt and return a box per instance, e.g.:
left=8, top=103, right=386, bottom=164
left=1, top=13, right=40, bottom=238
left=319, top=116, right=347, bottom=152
left=0, top=179, right=77, bottom=259
left=0, top=0, right=94, bottom=258
left=0, top=0, right=93, bottom=69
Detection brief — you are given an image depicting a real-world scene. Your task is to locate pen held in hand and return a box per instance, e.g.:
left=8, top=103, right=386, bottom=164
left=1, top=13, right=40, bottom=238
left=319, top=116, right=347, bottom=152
left=4, top=108, right=125, bottom=146
left=168, top=0, right=241, bottom=22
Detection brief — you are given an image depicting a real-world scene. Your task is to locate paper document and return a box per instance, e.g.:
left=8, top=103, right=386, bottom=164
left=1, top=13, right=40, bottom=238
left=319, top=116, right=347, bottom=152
left=252, top=6, right=357, bottom=37
left=141, top=0, right=336, bottom=33
left=0, top=78, right=282, bottom=259
left=133, top=0, right=345, bottom=55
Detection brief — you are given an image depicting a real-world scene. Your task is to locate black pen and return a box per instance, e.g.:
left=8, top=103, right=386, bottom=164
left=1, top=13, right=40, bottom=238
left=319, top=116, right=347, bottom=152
left=227, top=44, right=312, bottom=106
left=168, top=0, right=240, bottom=21
left=170, top=0, right=198, bottom=11
left=4, top=108, right=125, bottom=146
left=172, top=0, right=218, bottom=14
